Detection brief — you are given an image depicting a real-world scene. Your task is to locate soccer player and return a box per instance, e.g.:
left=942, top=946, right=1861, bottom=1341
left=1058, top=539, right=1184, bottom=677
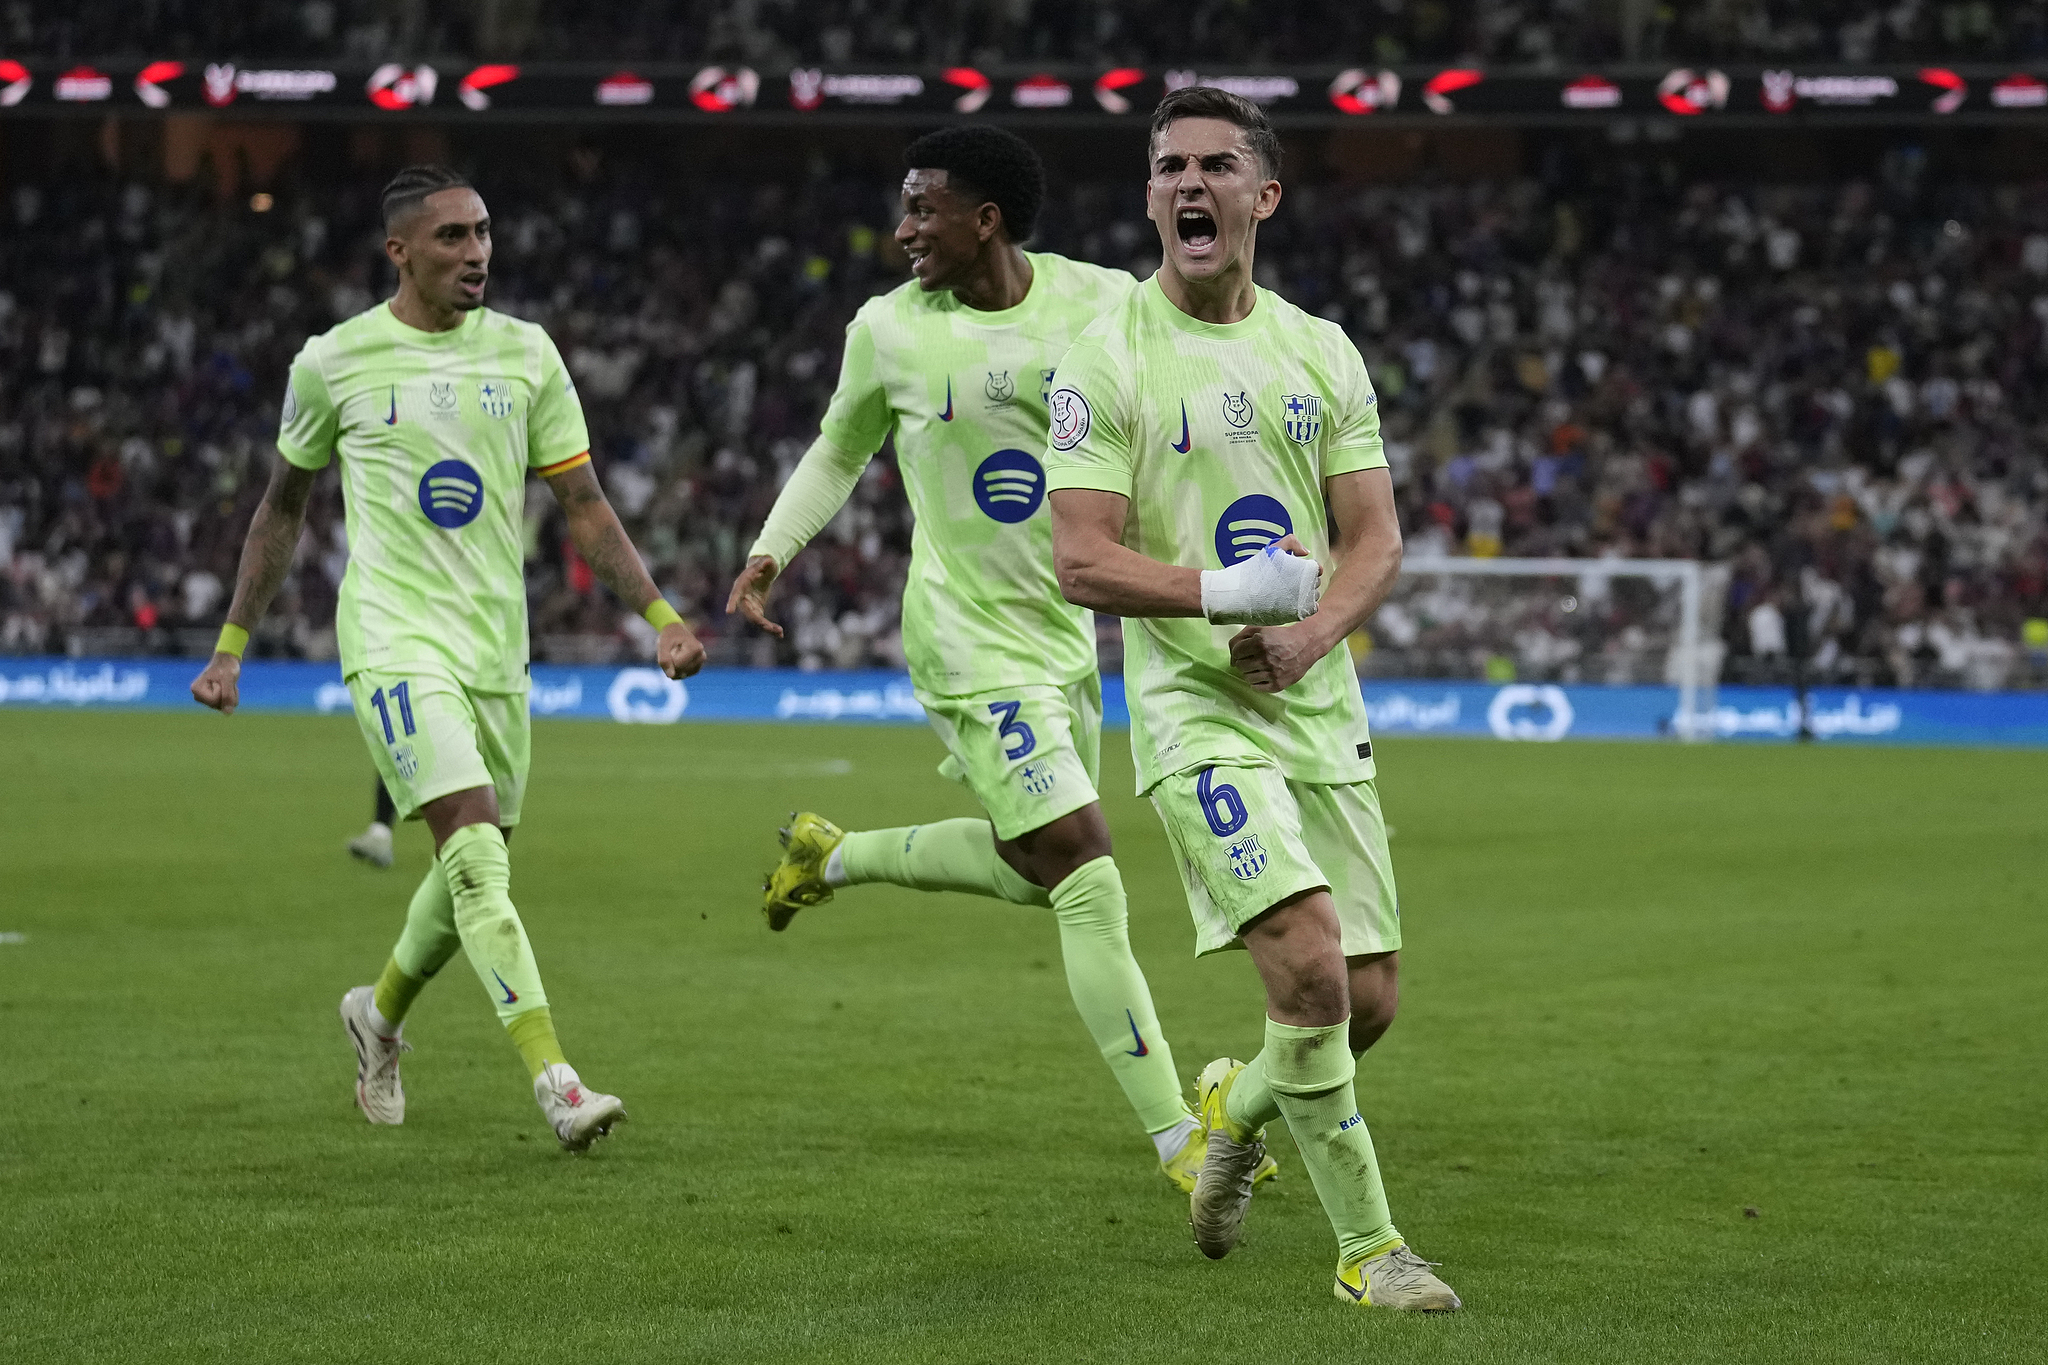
left=347, top=777, right=397, bottom=867
left=191, top=166, right=705, bottom=1150
left=730, top=127, right=1231, bottom=1190
left=1042, top=88, right=1461, bottom=1309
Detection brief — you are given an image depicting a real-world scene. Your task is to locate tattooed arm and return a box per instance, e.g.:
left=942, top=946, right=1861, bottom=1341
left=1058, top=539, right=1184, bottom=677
left=545, top=460, right=705, bottom=679
left=190, top=457, right=320, bottom=714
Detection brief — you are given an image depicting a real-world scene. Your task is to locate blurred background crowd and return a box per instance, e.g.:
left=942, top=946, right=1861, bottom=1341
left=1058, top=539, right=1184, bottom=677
left=3, top=135, right=2045, bottom=689
left=12, top=0, right=2048, bottom=67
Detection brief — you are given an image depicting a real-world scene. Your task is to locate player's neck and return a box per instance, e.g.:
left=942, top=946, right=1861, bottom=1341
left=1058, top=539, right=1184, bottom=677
left=949, top=244, right=1033, bottom=313
left=1158, top=247, right=1258, bottom=326
left=388, top=285, right=469, bottom=334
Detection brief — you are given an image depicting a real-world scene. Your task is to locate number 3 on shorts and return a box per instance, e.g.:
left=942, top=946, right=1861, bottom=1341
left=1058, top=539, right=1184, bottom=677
left=987, top=700, right=1036, bottom=760
left=1197, top=766, right=1248, bottom=837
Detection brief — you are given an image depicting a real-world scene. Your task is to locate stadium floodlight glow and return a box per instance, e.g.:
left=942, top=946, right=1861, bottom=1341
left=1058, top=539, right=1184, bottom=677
left=1383, top=557, right=1715, bottom=741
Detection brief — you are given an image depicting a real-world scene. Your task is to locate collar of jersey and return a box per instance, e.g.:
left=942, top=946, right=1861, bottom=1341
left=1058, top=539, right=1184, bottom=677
left=377, top=301, right=479, bottom=345
left=1142, top=273, right=1270, bottom=341
left=936, top=252, right=1046, bottom=328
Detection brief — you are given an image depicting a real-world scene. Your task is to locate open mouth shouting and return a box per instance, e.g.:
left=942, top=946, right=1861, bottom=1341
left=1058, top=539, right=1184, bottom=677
left=456, top=269, right=487, bottom=300
left=1176, top=206, right=1219, bottom=256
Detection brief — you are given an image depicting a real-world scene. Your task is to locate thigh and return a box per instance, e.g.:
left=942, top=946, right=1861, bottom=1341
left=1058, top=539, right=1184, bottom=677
left=346, top=667, right=492, bottom=823
left=1148, top=760, right=1329, bottom=958
left=918, top=684, right=1101, bottom=841
left=466, top=685, right=532, bottom=828
left=1290, top=778, right=1402, bottom=957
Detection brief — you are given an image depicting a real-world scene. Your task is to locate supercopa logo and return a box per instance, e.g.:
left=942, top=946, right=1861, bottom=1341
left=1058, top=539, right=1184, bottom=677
left=973, top=450, right=1045, bottom=524
left=1214, top=494, right=1292, bottom=566
left=418, top=459, right=485, bottom=528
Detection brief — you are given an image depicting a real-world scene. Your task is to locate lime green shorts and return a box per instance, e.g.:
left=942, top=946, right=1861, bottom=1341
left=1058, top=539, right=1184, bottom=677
left=1150, top=761, right=1400, bottom=958
left=917, top=675, right=1102, bottom=841
left=346, top=664, right=530, bottom=826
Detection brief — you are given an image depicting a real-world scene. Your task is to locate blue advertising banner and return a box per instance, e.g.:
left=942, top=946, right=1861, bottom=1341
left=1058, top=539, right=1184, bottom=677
left=2, top=657, right=2044, bottom=747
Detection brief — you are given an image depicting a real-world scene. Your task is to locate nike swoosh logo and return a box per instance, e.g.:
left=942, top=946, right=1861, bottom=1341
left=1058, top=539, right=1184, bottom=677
left=1123, top=1009, right=1149, bottom=1057
left=1172, top=400, right=1191, bottom=453
left=1338, top=1276, right=1365, bottom=1301
left=491, top=970, right=518, bottom=1005
left=938, top=377, right=953, bottom=422
left=383, top=386, right=398, bottom=425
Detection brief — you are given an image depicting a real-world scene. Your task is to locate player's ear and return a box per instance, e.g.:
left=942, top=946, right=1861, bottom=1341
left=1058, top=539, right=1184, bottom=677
left=1252, top=177, right=1282, bottom=223
left=978, top=201, right=1004, bottom=245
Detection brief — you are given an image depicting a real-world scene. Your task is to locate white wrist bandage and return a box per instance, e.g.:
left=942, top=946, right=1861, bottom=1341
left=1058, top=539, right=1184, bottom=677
left=1199, top=544, right=1322, bottom=625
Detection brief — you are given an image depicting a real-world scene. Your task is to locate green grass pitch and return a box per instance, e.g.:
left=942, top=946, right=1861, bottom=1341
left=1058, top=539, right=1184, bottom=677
left=2, top=711, right=2042, bottom=1363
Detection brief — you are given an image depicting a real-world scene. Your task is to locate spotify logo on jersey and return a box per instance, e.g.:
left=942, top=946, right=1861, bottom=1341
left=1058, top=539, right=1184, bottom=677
left=418, top=459, right=485, bottom=528
left=1214, top=494, right=1293, bottom=565
left=973, top=449, right=1046, bottom=523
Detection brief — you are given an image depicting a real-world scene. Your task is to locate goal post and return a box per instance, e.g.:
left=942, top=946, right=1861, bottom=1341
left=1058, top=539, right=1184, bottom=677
left=1363, top=556, right=1720, bottom=741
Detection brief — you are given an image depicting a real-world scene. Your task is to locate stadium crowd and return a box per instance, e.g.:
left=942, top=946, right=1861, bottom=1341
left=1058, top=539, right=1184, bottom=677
left=13, top=0, right=2048, bottom=67
left=2, top=149, right=2046, bottom=688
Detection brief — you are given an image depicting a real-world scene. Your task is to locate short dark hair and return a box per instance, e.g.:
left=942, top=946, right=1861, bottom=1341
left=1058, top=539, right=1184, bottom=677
left=380, top=164, right=473, bottom=231
left=903, top=126, right=1045, bottom=242
left=1148, top=86, right=1283, bottom=180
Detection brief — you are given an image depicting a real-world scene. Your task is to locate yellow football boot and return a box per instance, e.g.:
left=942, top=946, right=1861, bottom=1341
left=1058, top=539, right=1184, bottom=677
left=761, top=812, right=845, bottom=931
left=1188, top=1056, right=1280, bottom=1255
left=1334, top=1244, right=1462, bottom=1311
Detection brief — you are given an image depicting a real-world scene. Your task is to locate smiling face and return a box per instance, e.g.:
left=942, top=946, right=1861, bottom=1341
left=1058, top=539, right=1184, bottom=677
left=896, top=168, right=998, bottom=293
left=387, top=187, right=492, bottom=313
left=1145, top=116, right=1280, bottom=287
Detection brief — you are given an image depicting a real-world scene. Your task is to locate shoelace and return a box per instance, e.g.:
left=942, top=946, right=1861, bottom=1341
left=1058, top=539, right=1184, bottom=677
left=371, top=1037, right=411, bottom=1082
left=1373, top=1247, right=1445, bottom=1286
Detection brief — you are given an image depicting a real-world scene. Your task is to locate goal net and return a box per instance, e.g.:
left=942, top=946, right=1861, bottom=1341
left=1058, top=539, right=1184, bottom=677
left=1359, top=556, right=1722, bottom=740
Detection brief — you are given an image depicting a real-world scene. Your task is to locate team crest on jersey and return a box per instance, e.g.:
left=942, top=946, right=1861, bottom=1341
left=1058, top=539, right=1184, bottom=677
left=478, top=381, right=514, bottom=419
left=1226, top=834, right=1267, bottom=881
left=1039, top=368, right=1056, bottom=402
left=392, top=743, right=420, bottom=781
left=1020, top=761, right=1057, bottom=797
left=1221, top=391, right=1254, bottom=429
left=1281, top=394, right=1322, bottom=444
left=984, top=370, right=1014, bottom=404
left=428, top=381, right=459, bottom=416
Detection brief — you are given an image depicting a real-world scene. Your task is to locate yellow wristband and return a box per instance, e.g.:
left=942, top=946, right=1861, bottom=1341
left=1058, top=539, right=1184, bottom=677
left=215, top=624, right=250, bottom=658
left=642, top=599, right=684, bottom=630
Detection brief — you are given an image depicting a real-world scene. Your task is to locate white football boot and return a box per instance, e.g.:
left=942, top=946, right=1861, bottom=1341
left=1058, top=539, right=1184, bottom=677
left=534, top=1063, right=626, bottom=1152
left=348, top=822, right=395, bottom=869
left=339, top=985, right=408, bottom=1124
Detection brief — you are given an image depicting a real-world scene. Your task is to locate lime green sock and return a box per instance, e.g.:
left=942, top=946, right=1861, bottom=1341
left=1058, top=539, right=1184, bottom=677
left=1226, top=1044, right=1372, bottom=1136
left=372, top=957, right=427, bottom=1030
left=838, top=819, right=1050, bottom=907
left=390, top=861, right=459, bottom=980
left=440, top=822, right=550, bottom=1027
left=506, top=1007, right=567, bottom=1081
left=1049, top=856, right=1194, bottom=1134
left=1260, top=1016, right=1401, bottom=1264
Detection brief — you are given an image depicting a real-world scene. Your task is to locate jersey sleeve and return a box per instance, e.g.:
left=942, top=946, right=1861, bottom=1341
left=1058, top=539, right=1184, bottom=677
left=816, top=314, right=895, bottom=456
left=527, top=330, right=592, bottom=473
left=1041, top=336, right=1134, bottom=498
left=276, top=341, right=339, bottom=470
left=1322, top=336, right=1388, bottom=478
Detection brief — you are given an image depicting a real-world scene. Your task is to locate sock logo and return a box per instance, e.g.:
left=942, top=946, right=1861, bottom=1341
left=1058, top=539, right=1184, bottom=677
left=491, top=969, right=519, bottom=1005
left=1123, top=1009, right=1150, bottom=1057
left=1339, top=1112, right=1364, bottom=1131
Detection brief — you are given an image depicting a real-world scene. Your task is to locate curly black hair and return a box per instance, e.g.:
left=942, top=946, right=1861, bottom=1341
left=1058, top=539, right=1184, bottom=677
left=902, top=126, right=1045, bottom=243
left=380, top=164, right=474, bottom=230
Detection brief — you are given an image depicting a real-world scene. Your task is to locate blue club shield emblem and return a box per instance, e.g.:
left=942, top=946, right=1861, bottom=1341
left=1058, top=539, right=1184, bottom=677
left=1226, top=833, right=1267, bottom=881
left=478, top=381, right=514, bottom=419
left=1281, top=393, right=1322, bottom=444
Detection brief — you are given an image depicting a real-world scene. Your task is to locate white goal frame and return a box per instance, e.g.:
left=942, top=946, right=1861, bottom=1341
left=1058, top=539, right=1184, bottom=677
left=1396, top=556, right=1715, bottom=742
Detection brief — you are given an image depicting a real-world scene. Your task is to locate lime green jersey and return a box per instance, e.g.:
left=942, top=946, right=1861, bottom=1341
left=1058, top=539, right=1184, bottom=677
left=276, top=303, right=590, bottom=692
left=814, top=252, right=1135, bottom=696
left=1042, top=277, right=1388, bottom=793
